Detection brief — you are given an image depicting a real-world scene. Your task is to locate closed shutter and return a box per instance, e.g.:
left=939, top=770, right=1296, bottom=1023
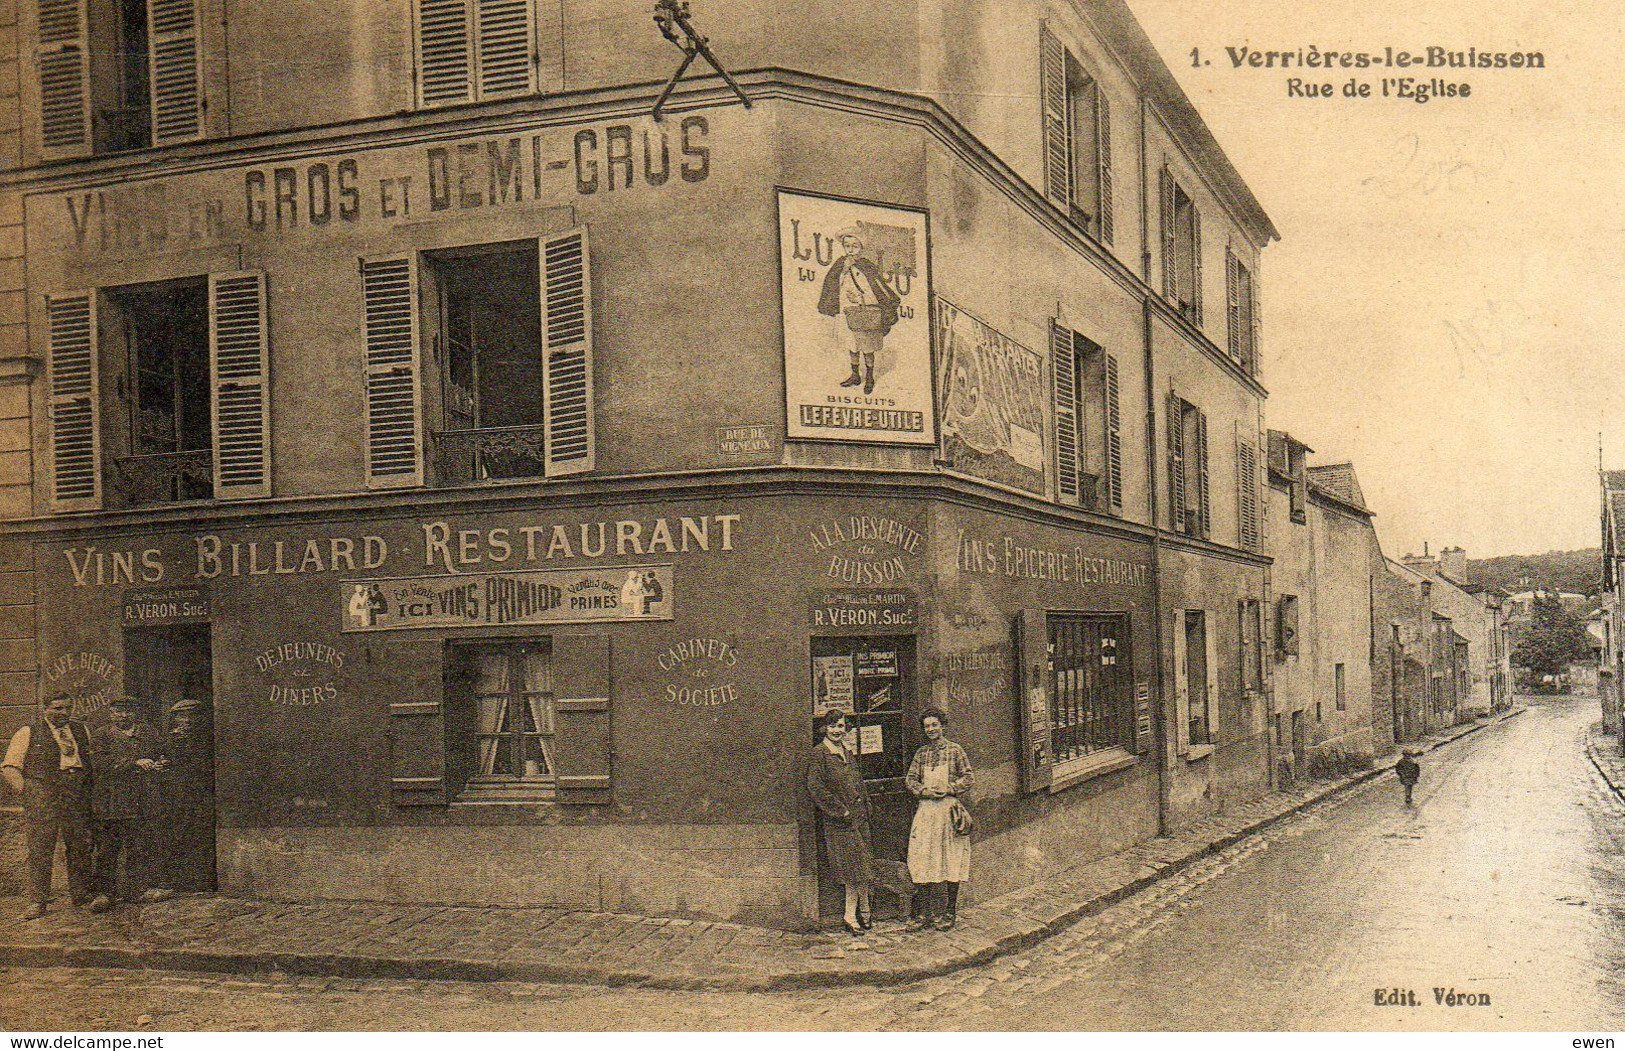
left=475, top=0, right=534, bottom=98
left=1095, top=87, right=1113, bottom=244
left=1190, top=203, right=1204, bottom=325
left=209, top=272, right=271, bottom=499
left=1249, top=263, right=1262, bottom=378
left=1203, top=613, right=1219, bottom=742
left=36, top=0, right=91, bottom=156
left=1172, top=609, right=1189, bottom=754
left=1226, top=248, right=1241, bottom=361
left=361, top=255, right=424, bottom=489
left=1105, top=352, right=1122, bottom=512
left=1167, top=392, right=1184, bottom=532
left=1195, top=407, right=1210, bottom=538
left=147, top=0, right=202, bottom=144
left=415, top=0, right=473, bottom=107
left=541, top=227, right=595, bottom=476
left=1039, top=23, right=1071, bottom=213
left=1015, top=609, right=1053, bottom=794
left=1051, top=320, right=1078, bottom=505
left=1237, top=434, right=1259, bottom=551
left=552, top=633, right=611, bottom=804
left=48, top=292, right=99, bottom=511
left=1159, top=165, right=1176, bottom=302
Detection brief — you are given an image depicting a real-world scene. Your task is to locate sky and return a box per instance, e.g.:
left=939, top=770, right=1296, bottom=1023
left=1129, top=0, right=1625, bottom=559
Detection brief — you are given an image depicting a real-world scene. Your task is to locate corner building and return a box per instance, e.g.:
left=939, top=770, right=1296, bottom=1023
left=0, top=0, right=1274, bottom=925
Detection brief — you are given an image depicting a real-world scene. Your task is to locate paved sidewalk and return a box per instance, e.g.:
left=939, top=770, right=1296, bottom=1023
left=0, top=712, right=1514, bottom=991
left=1586, top=721, right=1625, bottom=801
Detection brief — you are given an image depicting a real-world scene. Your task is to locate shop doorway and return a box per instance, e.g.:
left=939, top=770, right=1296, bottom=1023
left=810, top=635, right=916, bottom=920
left=124, top=625, right=216, bottom=893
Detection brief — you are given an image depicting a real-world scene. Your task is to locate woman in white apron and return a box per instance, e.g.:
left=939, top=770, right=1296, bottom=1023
left=905, top=708, right=973, bottom=930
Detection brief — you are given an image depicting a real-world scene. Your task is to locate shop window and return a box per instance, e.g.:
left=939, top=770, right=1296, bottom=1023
left=1161, top=168, right=1202, bottom=324
left=447, top=641, right=555, bottom=799
left=36, top=0, right=202, bottom=158
left=1014, top=610, right=1138, bottom=794
left=1050, top=322, right=1121, bottom=512
left=1038, top=23, right=1113, bottom=244
left=810, top=637, right=913, bottom=782
left=1177, top=610, right=1214, bottom=752
left=414, top=0, right=537, bottom=108
left=1167, top=395, right=1209, bottom=538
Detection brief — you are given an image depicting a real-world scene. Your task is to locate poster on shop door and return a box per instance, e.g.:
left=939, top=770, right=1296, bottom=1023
left=778, top=191, right=935, bottom=446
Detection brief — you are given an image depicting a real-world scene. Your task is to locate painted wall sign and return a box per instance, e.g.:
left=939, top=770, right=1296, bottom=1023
left=807, top=513, right=923, bottom=585
left=778, top=191, right=935, bottom=446
left=656, top=636, right=741, bottom=708
left=341, top=565, right=675, bottom=632
left=255, top=641, right=347, bottom=707
left=956, top=530, right=1149, bottom=588
left=945, top=645, right=1012, bottom=708
left=717, top=424, right=773, bottom=456
left=809, top=589, right=919, bottom=631
left=121, top=586, right=210, bottom=625
left=43, top=650, right=120, bottom=718
left=935, top=297, right=1046, bottom=495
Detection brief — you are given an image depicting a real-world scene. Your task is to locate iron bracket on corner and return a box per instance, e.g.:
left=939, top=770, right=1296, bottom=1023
left=650, top=0, right=753, bottom=122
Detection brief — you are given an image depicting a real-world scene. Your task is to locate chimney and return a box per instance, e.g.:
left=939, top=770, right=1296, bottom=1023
left=1439, top=546, right=1468, bottom=583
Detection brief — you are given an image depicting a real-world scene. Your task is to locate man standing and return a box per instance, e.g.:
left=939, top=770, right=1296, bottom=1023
left=1, top=694, right=94, bottom=919
left=149, top=698, right=214, bottom=896
left=86, top=697, right=165, bottom=911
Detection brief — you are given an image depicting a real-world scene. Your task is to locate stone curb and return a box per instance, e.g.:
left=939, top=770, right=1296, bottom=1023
left=0, top=710, right=1517, bottom=992
left=1585, top=729, right=1625, bottom=803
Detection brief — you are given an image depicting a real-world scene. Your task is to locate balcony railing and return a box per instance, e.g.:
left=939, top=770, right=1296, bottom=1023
left=433, top=425, right=549, bottom=485
left=114, top=450, right=213, bottom=505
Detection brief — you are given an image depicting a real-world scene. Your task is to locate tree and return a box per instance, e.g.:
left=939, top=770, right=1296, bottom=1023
left=1512, top=591, right=1590, bottom=679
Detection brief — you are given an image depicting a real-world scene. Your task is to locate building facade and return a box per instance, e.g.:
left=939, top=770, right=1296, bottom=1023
left=0, top=0, right=1276, bottom=925
left=1398, top=546, right=1508, bottom=718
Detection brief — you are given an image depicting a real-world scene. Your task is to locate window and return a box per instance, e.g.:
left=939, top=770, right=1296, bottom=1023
left=415, top=0, right=538, bottom=108
left=447, top=641, right=556, bottom=799
left=1039, top=23, right=1113, bottom=243
left=1315, top=701, right=1323, bottom=722
left=1226, top=249, right=1259, bottom=374
left=36, top=0, right=202, bottom=157
left=1161, top=168, right=1202, bottom=323
left=1175, top=609, right=1214, bottom=753
left=1167, top=395, right=1209, bottom=538
left=361, top=227, right=595, bottom=490
left=1239, top=599, right=1262, bottom=693
left=1050, top=322, right=1121, bottom=512
left=1335, top=662, right=1347, bottom=711
left=46, top=271, right=270, bottom=511
left=1015, top=610, right=1139, bottom=793
left=1277, top=594, right=1301, bottom=657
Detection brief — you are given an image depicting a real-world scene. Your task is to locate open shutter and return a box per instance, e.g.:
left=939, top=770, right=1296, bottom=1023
left=36, top=0, right=91, bottom=157
left=1166, top=392, right=1184, bottom=532
left=1159, top=165, right=1176, bottom=301
left=415, top=0, right=474, bottom=106
left=1237, top=433, right=1259, bottom=552
left=148, top=0, right=202, bottom=144
left=1226, top=248, right=1241, bottom=361
left=209, top=271, right=271, bottom=499
left=1095, top=87, right=1113, bottom=243
left=1249, top=263, right=1262, bottom=378
left=388, top=646, right=448, bottom=806
left=542, top=226, right=595, bottom=477
left=1172, top=609, right=1189, bottom=754
left=1105, top=352, right=1122, bottom=512
left=1015, top=609, right=1053, bottom=794
left=1190, top=204, right=1204, bottom=325
left=1195, top=407, right=1210, bottom=538
left=361, top=255, right=424, bottom=489
left=552, top=633, right=611, bottom=804
left=1039, top=23, right=1071, bottom=213
left=1203, top=613, right=1218, bottom=743
left=47, top=292, right=99, bottom=511
left=1278, top=595, right=1300, bottom=657
left=1051, top=321, right=1078, bottom=505
left=475, top=0, right=534, bottom=99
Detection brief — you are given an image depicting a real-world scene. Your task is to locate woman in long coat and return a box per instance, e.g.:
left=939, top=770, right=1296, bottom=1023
left=905, top=707, right=973, bottom=930
left=806, top=710, right=873, bottom=935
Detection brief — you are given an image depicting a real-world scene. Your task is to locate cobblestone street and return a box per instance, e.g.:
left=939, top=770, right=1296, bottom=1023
left=3, top=696, right=1620, bottom=1031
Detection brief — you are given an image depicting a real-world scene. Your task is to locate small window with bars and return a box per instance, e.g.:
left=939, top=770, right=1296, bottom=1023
left=1046, top=614, right=1133, bottom=764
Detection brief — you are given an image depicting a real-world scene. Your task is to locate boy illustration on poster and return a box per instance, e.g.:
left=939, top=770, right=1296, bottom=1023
left=817, top=228, right=901, bottom=395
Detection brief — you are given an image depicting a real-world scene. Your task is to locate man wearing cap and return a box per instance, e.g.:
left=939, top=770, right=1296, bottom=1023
left=816, top=228, right=900, bottom=396
left=86, top=697, right=165, bottom=911
left=1, top=693, right=95, bottom=919
left=150, top=698, right=214, bottom=896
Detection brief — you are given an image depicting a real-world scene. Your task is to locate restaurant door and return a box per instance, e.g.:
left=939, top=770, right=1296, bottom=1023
left=811, top=634, right=916, bottom=920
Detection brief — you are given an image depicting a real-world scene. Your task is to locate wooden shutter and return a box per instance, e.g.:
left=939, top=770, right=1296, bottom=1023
left=415, top=0, right=473, bottom=107
left=389, top=646, right=448, bottom=806
left=475, top=0, right=534, bottom=98
left=48, top=292, right=99, bottom=511
left=1172, top=609, right=1189, bottom=754
left=542, top=227, right=595, bottom=476
left=1190, top=203, right=1204, bottom=325
left=208, top=272, right=271, bottom=500
left=1237, top=434, right=1259, bottom=551
left=1159, top=165, right=1176, bottom=301
left=1203, top=613, right=1218, bottom=742
left=148, top=0, right=202, bottom=144
left=1195, top=408, right=1210, bottom=537
left=1167, top=392, right=1184, bottom=532
left=1249, top=263, right=1262, bottom=378
left=1051, top=320, right=1078, bottom=505
left=1105, top=352, right=1122, bottom=512
left=552, top=633, right=611, bottom=804
left=1226, top=248, right=1242, bottom=361
left=1095, top=87, right=1113, bottom=243
left=1278, top=595, right=1300, bottom=657
left=36, top=0, right=91, bottom=156
left=361, top=255, right=424, bottom=489
left=1039, top=23, right=1071, bottom=213
left=1015, top=609, right=1053, bottom=794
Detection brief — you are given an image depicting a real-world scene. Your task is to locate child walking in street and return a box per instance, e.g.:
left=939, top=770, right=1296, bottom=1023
left=1395, top=750, right=1421, bottom=806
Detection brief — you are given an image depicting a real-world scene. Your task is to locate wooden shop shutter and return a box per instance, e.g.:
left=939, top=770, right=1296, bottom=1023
left=47, top=291, right=99, bottom=511
left=1095, top=87, right=1114, bottom=244
left=1015, top=609, right=1053, bottom=794
left=1189, top=202, right=1204, bottom=325
left=542, top=227, right=595, bottom=477
left=1202, top=613, right=1218, bottom=742
left=1051, top=321, right=1078, bottom=505
left=1237, top=434, right=1259, bottom=551
left=208, top=271, right=271, bottom=499
left=361, top=255, right=424, bottom=489
left=1105, top=352, right=1122, bottom=512
left=1166, top=392, right=1184, bottom=532
left=36, top=0, right=92, bottom=157
left=1159, top=165, right=1176, bottom=302
left=475, top=0, right=535, bottom=99
left=388, top=691, right=448, bottom=806
left=1194, top=407, right=1210, bottom=537
left=415, top=0, right=474, bottom=107
left=1226, top=247, right=1242, bottom=362
left=147, top=0, right=202, bottom=144
left=551, top=633, right=612, bottom=804
left=1172, top=609, right=1189, bottom=754
left=1038, top=22, right=1071, bottom=213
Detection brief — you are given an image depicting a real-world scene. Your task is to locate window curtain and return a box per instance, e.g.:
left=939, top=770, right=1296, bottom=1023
left=521, top=647, right=554, bottom=776
left=475, top=650, right=510, bottom=775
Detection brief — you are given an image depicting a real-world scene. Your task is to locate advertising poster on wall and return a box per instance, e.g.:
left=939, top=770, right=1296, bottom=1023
left=934, top=297, right=1047, bottom=495
left=341, top=566, right=674, bottom=632
left=811, top=655, right=855, bottom=715
left=778, top=191, right=935, bottom=446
